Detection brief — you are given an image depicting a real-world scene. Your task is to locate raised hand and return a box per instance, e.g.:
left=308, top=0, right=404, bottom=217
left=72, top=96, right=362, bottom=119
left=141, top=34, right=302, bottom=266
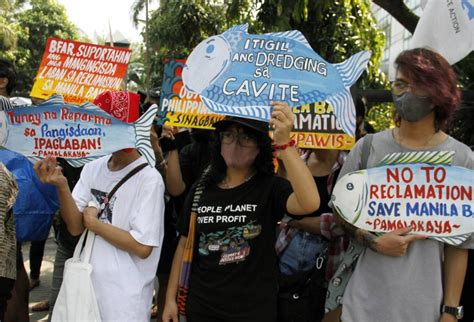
left=33, top=157, right=67, bottom=188
left=269, top=101, right=295, bottom=145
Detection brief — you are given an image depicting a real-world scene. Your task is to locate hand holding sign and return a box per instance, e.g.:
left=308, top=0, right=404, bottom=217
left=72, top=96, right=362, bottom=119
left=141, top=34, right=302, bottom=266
left=374, top=227, right=427, bottom=257
left=270, top=101, right=294, bottom=145
left=331, top=151, right=474, bottom=246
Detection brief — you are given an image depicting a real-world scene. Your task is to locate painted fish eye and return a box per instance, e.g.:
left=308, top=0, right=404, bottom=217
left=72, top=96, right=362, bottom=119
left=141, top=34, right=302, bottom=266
left=206, top=44, right=215, bottom=54
left=346, top=183, right=354, bottom=190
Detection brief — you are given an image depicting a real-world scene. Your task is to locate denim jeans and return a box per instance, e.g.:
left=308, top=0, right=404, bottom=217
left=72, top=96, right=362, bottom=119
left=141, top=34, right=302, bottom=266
left=279, top=230, right=323, bottom=275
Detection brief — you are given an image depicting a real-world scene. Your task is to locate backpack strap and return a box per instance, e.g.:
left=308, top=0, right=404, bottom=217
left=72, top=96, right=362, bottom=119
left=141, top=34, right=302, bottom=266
left=360, top=134, right=374, bottom=170
left=101, top=163, right=148, bottom=210
left=178, top=167, right=209, bottom=318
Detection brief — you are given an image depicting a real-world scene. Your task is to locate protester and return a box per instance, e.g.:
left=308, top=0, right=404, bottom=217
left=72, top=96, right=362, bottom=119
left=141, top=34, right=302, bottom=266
left=333, top=48, right=472, bottom=322
left=162, top=101, right=320, bottom=322
left=35, top=90, right=165, bottom=321
left=276, top=149, right=346, bottom=322
left=0, top=59, right=29, bottom=322
left=0, top=153, right=19, bottom=322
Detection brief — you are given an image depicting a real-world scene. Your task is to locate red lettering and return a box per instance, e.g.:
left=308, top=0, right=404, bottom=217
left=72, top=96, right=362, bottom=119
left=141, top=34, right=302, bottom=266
left=420, top=166, right=434, bottom=183
left=386, top=168, right=399, bottom=183
left=370, top=185, right=379, bottom=198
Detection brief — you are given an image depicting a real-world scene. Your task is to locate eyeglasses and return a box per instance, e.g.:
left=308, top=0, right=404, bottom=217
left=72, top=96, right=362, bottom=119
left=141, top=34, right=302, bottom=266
left=390, top=80, right=428, bottom=97
left=219, top=131, right=258, bottom=148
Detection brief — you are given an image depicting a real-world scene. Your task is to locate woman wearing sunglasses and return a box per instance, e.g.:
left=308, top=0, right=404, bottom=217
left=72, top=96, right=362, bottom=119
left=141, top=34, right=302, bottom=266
left=163, top=102, right=320, bottom=322
left=335, top=48, right=472, bottom=322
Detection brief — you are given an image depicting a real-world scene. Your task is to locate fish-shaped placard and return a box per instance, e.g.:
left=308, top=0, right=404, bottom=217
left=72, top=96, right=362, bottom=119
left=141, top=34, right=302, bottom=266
left=331, top=151, right=474, bottom=246
left=182, top=24, right=371, bottom=136
left=0, top=95, right=157, bottom=167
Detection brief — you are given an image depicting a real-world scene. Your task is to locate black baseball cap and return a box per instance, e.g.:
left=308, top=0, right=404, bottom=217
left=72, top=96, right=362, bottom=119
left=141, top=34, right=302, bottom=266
left=213, top=116, right=269, bottom=134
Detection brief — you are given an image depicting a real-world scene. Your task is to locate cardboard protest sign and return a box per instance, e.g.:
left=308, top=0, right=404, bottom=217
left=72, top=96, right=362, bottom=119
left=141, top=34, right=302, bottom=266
left=30, top=37, right=132, bottom=105
left=290, top=102, right=355, bottom=150
left=0, top=95, right=157, bottom=167
left=331, top=151, right=474, bottom=246
left=182, top=24, right=370, bottom=136
left=159, top=59, right=225, bottom=129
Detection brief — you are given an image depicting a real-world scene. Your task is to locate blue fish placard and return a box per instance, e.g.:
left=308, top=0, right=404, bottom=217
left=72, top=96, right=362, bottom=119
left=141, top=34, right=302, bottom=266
left=0, top=95, right=157, bottom=167
left=182, top=24, right=371, bottom=136
left=331, top=151, right=474, bottom=246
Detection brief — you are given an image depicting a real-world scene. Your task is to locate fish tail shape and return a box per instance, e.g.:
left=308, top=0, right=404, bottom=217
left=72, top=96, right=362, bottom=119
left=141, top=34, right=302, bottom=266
left=327, top=51, right=371, bottom=137
left=201, top=96, right=271, bottom=121
left=0, top=97, right=14, bottom=111
left=134, top=104, right=158, bottom=167
left=430, top=233, right=471, bottom=246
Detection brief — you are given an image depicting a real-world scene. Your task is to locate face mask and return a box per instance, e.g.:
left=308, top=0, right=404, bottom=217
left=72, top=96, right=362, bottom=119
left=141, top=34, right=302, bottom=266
left=221, top=142, right=259, bottom=169
left=393, top=92, right=434, bottom=122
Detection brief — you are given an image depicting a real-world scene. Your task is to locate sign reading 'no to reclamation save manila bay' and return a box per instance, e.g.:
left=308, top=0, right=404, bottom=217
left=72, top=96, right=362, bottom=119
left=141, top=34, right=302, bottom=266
left=331, top=151, right=474, bottom=246
left=30, top=37, right=132, bottom=105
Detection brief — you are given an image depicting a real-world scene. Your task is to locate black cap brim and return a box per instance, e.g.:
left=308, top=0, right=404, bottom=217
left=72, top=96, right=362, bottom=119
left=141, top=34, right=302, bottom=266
left=213, top=117, right=269, bottom=134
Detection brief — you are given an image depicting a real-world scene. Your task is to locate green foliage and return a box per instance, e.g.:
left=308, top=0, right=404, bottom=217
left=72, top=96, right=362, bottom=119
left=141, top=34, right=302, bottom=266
left=0, top=0, right=80, bottom=95
left=143, top=0, right=387, bottom=94
left=367, top=102, right=394, bottom=132
left=255, top=0, right=387, bottom=89
left=146, top=0, right=226, bottom=89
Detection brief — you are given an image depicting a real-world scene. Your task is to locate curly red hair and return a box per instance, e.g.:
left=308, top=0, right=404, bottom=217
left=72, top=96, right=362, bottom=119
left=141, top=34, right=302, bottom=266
left=394, top=48, right=461, bottom=130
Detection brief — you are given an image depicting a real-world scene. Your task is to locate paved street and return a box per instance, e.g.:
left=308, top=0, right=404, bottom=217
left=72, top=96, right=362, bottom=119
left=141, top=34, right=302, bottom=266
left=22, top=236, right=55, bottom=321
left=22, top=234, right=159, bottom=321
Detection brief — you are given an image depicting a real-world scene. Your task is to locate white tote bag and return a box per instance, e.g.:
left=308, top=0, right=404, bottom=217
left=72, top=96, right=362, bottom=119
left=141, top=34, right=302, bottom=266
left=51, top=229, right=102, bottom=322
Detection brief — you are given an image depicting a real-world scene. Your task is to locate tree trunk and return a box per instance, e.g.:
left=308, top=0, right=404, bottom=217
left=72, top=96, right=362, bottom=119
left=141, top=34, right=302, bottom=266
left=372, top=0, right=420, bottom=34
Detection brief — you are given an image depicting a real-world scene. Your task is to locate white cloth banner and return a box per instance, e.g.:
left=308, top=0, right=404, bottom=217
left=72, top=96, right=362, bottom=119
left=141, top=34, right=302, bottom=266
left=411, top=0, right=474, bottom=64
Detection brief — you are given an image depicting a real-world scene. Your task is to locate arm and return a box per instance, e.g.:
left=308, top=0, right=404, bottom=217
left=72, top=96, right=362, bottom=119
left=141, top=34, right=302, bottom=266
left=151, top=125, right=167, bottom=178
left=83, top=207, right=153, bottom=259
left=162, top=235, right=186, bottom=322
left=34, top=157, right=84, bottom=236
left=287, top=217, right=321, bottom=234
left=270, top=102, right=319, bottom=215
left=335, top=211, right=426, bottom=256
left=440, top=245, right=468, bottom=322
left=165, top=149, right=186, bottom=196
left=161, top=126, right=187, bottom=197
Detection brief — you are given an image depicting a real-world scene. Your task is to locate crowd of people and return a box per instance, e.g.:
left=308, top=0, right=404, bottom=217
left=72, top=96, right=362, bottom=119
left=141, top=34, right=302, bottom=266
left=0, top=47, right=472, bottom=322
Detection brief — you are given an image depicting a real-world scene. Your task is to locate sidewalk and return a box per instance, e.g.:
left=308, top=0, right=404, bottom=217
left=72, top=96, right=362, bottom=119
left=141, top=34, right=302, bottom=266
left=22, top=236, right=55, bottom=322
left=23, top=236, right=160, bottom=321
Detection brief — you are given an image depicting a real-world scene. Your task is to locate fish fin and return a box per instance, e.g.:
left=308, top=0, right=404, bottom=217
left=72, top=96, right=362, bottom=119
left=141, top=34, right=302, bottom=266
left=267, top=30, right=312, bottom=49
left=377, top=151, right=455, bottom=166
left=224, top=24, right=249, bottom=34
left=200, top=96, right=271, bottom=121
left=66, top=157, right=100, bottom=167
left=35, top=94, right=65, bottom=106
left=430, top=233, right=471, bottom=246
left=80, top=101, right=113, bottom=115
left=334, top=51, right=371, bottom=88
left=0, top=97, right=14, bottom=111
left=134, top=104, right=157, bottom=167
left=325, top=89, right=355, bottom=136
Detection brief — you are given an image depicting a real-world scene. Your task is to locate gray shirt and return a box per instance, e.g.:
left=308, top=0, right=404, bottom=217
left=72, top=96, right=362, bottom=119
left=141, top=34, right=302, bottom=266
left=340, top=129, right=473, bottom=322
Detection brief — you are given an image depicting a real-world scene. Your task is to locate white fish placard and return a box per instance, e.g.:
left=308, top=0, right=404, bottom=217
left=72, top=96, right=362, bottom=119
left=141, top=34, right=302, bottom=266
left=182, top=24, right=371, bottom=136
left=331, top=151, right=474, bottom=246
left=0, top=95, right=157, bottom=167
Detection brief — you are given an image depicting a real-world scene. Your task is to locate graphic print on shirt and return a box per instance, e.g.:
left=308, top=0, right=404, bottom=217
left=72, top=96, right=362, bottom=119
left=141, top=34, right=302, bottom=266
left=91, top=188, right=116, bottom=223
left=198, top=220, right=262, bottom=265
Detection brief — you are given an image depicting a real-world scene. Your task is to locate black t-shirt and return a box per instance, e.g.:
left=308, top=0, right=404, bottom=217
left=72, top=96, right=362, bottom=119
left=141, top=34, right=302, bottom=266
left=177, top=173, right=293, bottom=321
left=312, top=174, right=332, bottom=216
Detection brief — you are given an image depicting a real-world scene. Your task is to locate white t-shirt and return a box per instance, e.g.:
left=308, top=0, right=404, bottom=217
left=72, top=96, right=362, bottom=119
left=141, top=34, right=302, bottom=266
left=72, top=155, right=164, bottom=322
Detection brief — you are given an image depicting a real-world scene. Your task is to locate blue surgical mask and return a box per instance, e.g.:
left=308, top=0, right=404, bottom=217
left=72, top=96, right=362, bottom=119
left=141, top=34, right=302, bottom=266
left=393, top=92, right=434, bottom=122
